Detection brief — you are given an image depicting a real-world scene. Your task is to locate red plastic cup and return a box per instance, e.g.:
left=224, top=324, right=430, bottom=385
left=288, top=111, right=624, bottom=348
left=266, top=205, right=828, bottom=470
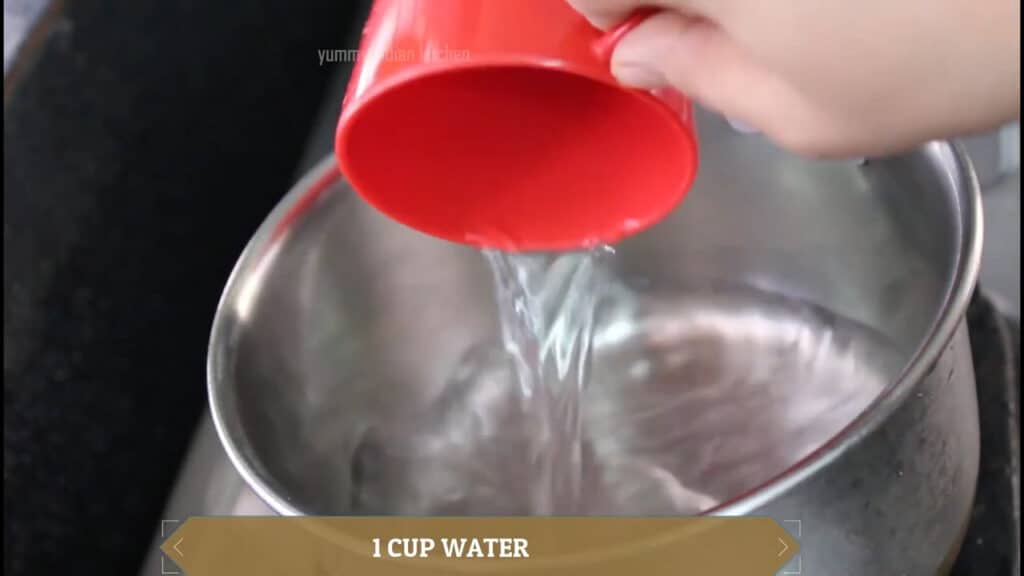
left=335, top=0, right=698, bottom=252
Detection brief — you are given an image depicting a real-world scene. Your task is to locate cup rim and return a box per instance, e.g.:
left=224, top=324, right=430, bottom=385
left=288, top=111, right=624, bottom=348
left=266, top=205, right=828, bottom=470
left=334, top=57, right=699, bottom=251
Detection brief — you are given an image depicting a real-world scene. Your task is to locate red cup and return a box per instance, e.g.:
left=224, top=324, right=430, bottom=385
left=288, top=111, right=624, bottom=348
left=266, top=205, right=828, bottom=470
left=335, top=0, right=698, bottom=252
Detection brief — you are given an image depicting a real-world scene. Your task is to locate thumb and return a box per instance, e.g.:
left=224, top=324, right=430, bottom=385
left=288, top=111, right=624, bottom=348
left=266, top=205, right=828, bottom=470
left=610, top=12, right=806, bottom=141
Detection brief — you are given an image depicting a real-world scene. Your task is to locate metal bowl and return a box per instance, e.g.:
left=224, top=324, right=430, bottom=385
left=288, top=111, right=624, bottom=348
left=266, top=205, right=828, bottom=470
left=208, top=110, right=982, bottom=574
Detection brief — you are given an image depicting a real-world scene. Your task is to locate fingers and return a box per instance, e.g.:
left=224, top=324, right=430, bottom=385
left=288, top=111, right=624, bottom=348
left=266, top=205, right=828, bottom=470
left=569, top=1, right=870, bottom=156
left=569, top=0, right=785, bottom=127
left=609, top=14, right=781, bottom=125
left=607, top=12, right=844, bottom=156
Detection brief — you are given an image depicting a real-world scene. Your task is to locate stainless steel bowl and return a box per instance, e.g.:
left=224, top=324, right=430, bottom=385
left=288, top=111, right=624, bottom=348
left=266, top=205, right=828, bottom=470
left=208, top=110, right=982, bottom=574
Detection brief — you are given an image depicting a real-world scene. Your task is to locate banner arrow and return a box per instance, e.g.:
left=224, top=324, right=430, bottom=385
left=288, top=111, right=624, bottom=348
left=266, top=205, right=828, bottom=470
left=778, top=537, right=790, bottom=557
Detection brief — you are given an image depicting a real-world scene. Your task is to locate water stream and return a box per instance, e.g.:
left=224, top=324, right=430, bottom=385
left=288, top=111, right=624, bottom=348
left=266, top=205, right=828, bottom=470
left=482, top=247, right=612, bottom=514
left=348, top=248, right=899, bottom=516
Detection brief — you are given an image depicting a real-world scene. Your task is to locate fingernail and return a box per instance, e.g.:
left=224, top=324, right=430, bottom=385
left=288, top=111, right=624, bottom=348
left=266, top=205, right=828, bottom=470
left=609, top=17, right=671, bottom=89
left=611, top=62, right=666, bottom=89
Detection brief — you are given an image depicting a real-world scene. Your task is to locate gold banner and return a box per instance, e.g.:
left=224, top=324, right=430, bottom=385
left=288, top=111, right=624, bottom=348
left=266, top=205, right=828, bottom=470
left=161, top=517, right=798, bottom=575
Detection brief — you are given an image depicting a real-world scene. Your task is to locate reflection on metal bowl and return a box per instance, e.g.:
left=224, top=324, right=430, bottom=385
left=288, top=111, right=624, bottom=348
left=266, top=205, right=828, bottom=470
left=208, top=110, right=982, bottom=575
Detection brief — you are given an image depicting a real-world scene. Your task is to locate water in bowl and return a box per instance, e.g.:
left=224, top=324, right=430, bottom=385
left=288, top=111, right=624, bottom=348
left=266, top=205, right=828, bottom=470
left=348, top=247, right=902, bottom=515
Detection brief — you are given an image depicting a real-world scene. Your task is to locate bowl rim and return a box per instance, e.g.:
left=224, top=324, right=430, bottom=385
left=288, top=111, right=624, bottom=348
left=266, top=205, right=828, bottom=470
left=207, top=143, right=983, bottom=517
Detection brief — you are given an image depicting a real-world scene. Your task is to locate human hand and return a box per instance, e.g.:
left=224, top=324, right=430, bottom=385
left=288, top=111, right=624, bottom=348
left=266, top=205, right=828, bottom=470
left=569, top=0, right=1020, bottom=157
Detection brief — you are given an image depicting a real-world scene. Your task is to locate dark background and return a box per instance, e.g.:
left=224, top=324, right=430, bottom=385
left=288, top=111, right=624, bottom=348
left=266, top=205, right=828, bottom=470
left=4, top=1, right=368, bottom=574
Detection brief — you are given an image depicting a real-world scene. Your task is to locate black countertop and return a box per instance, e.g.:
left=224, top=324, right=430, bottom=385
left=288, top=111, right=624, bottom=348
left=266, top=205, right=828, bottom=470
left=4, top=1, right=360, bottom=574
left=953, top=295, right=1021, bottom=575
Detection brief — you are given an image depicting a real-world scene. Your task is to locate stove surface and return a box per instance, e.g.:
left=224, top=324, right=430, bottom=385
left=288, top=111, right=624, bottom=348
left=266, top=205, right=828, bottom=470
left=953, top=294, right=1021, bottom=575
